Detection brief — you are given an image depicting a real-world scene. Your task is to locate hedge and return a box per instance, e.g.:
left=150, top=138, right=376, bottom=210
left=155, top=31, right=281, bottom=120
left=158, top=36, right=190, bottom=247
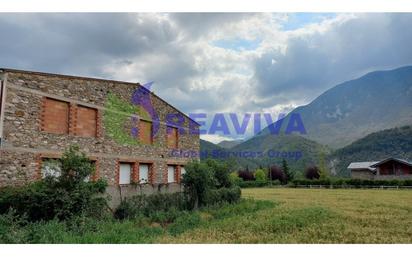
left=238, top=180, right=281, bottom=188
left=290, top=178, right=412, bottom=187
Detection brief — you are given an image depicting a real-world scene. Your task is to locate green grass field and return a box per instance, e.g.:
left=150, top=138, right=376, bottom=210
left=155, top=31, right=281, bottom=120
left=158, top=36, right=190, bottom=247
left=1, top=188, right=411, bottom=243
left=160, top=188, right=412, bottom=243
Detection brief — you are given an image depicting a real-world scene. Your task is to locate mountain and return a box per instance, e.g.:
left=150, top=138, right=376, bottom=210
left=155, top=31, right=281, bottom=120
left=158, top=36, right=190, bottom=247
left=200, top=134, right=328, bottom=175
left=200, top=139, right=226, bottom=155
left=217, top=139, right=244, bottom=149
left=260, top=66, right=412, bottom=148
left=329, top=125, right=412, bottom=177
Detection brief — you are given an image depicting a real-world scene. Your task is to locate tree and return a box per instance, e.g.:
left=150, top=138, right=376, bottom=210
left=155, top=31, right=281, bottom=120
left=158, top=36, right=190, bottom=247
left=282, top=159, right=294, bottom=182
left=268, top=165, right=286, bottom=184
left=238, top=169, right=255, bottom=181
left=318, top=151, right=329, bottom=179
left=205, top=159, right=232, bottom=188
left=255, top=169, right=267, bottom=182
left=182, top=161, right=214, bottom=209
left=305, top=165, right=320, bottom=180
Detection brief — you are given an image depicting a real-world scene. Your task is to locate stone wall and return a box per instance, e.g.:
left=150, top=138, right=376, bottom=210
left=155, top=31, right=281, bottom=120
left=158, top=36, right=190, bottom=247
left=0, top=69, right=200, bottom=206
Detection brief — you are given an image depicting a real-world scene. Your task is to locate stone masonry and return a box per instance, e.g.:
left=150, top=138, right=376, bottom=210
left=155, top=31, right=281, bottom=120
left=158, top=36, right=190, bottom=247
left=0, top=69, right=200, bottom=208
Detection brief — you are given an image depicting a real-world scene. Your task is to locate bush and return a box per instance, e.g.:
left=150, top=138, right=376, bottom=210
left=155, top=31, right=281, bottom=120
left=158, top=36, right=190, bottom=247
left=204, top=186, right=241, bottom=205
left=255, top=169, right=267, bottom=183
left=304, top=166, right=320, bottom=180
left=205, top=159, right=233, bottom=188
left=238, top=180, right=280, bottom=188
left=114, top=193, right=186, bottom=220
left=229, top=172, right=242, bottom=185
left=0, top=146, right=108, bottom=222
left=181, top=161, right=215, bottom=209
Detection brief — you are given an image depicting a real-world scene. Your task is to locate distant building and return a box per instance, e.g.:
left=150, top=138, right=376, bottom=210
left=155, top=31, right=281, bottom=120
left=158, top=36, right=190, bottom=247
left=348, top=158, right=412, bottom=180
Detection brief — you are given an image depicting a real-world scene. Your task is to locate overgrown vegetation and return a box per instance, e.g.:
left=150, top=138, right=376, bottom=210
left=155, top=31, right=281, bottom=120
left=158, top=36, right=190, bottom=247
left=0, top=146, right=108, bottom=222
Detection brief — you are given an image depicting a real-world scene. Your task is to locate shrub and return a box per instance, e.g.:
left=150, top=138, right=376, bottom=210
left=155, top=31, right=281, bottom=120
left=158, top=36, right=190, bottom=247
left=181, top=161, right=215, bottom=209
left=114, top=192, right=186, bottom=220
left=204, top=186, right=241, bottom=205
left=255, top=169, right=267, bottom=183
left=0, top=146, right=108, bottom=222
left=304, top=166, right=320, bottom=180
left=238, top=180, right=280, bottom=188
left=205, top=159, right=233, bottom=188
left=229, top=172, right=242, bottom=185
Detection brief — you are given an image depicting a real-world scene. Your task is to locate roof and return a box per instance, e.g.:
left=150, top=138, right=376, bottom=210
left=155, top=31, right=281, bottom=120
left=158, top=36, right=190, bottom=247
left=347, top=162, right=378, bottom=171
left=370, top=158, right=412, bottom=168
left=0, top=68, right=200, bottom=126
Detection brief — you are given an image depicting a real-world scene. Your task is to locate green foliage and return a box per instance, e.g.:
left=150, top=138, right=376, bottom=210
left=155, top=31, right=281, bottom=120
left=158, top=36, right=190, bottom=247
left=0, top=146, right=108, bottom=222
left=238, top=180, right=280, bottom=188
left=204, top=187, right=241, bottom=205
left=205, top=159, right=233, bottom=188
left=181, top=160, right=241, bottom=209
left=255, top=169, right=267, bottom=182
left=282, top=159, right=294, bottom=182
left=181, top=161, right=215, bottom=209
left=114, top=193, right=186, bottom=221
left=229, top=171, right=242, bottom=185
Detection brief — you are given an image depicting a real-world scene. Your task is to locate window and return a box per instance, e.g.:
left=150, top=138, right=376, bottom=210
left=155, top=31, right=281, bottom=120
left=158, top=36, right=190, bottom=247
left=76, top=105, right=97, bottom=137
left=167, top=165, right=176, bottom=183
left=41, top=158, right=62, bottom=178
left=167, top=126, right=178, bottom=148
left=42, top=98, right=69, bottom=134
left=119, top=163, right=132, bottom=185
left=139, top=120, right=152, bottom=144
left=139, top=163, right=150, bottom=184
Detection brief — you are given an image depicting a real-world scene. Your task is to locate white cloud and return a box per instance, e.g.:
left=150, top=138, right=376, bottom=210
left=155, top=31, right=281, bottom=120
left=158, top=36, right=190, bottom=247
left=1, top=13, right=411, bottom=142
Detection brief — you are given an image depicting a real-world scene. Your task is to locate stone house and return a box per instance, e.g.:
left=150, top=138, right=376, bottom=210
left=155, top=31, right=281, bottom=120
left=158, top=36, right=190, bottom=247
left=0, top=68, right=200, bottom=207
left=348, top=158, right=412, bottom=180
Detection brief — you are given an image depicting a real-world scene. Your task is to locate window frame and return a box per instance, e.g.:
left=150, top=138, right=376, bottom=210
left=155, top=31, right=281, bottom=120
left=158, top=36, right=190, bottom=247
left=118, top=162, right=133, bottom=185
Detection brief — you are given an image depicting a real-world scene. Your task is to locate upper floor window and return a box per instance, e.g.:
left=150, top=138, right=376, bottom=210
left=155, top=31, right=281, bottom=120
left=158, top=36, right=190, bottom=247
left=139, top=120, right=152, bottom=145
left=167, top=126, right=178, bottom=149
left=76, top=105, right=97, bottom=137
left=42, top=98, right=69, bottom=134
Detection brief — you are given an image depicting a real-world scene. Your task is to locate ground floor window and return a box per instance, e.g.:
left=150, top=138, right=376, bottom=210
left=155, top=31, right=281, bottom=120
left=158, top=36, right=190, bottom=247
left=119, top=163, right=132, bottom=185
left=167, top=165, right=177, bottom=183
left=139, top=163, right=150, bottom=184
left=41, top=158, right=61, bottom=178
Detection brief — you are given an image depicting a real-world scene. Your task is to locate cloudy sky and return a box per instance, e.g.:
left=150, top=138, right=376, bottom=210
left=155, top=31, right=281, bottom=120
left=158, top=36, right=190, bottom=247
left=1, top=13, right=412, bottom=143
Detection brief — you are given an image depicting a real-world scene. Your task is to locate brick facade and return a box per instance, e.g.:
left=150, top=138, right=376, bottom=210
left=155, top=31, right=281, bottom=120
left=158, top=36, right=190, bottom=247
left=0, top=69, right=200, bottom=207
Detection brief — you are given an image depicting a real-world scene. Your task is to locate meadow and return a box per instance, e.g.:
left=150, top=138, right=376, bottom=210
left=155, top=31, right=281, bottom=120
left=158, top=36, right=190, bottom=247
left=1, top=188, right=411, bottom=243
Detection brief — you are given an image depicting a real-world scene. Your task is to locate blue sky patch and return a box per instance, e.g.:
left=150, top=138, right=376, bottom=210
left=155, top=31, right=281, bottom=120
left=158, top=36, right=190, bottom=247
left=282, top=13, right=337, bottom=31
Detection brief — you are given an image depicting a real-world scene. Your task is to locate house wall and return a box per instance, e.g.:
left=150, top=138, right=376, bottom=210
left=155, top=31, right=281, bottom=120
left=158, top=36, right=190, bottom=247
left=350, top=169, right=374, bottom=180
left=0, top=70, right=200, bottom=208
left=376, top=160, right=412, bottom=176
